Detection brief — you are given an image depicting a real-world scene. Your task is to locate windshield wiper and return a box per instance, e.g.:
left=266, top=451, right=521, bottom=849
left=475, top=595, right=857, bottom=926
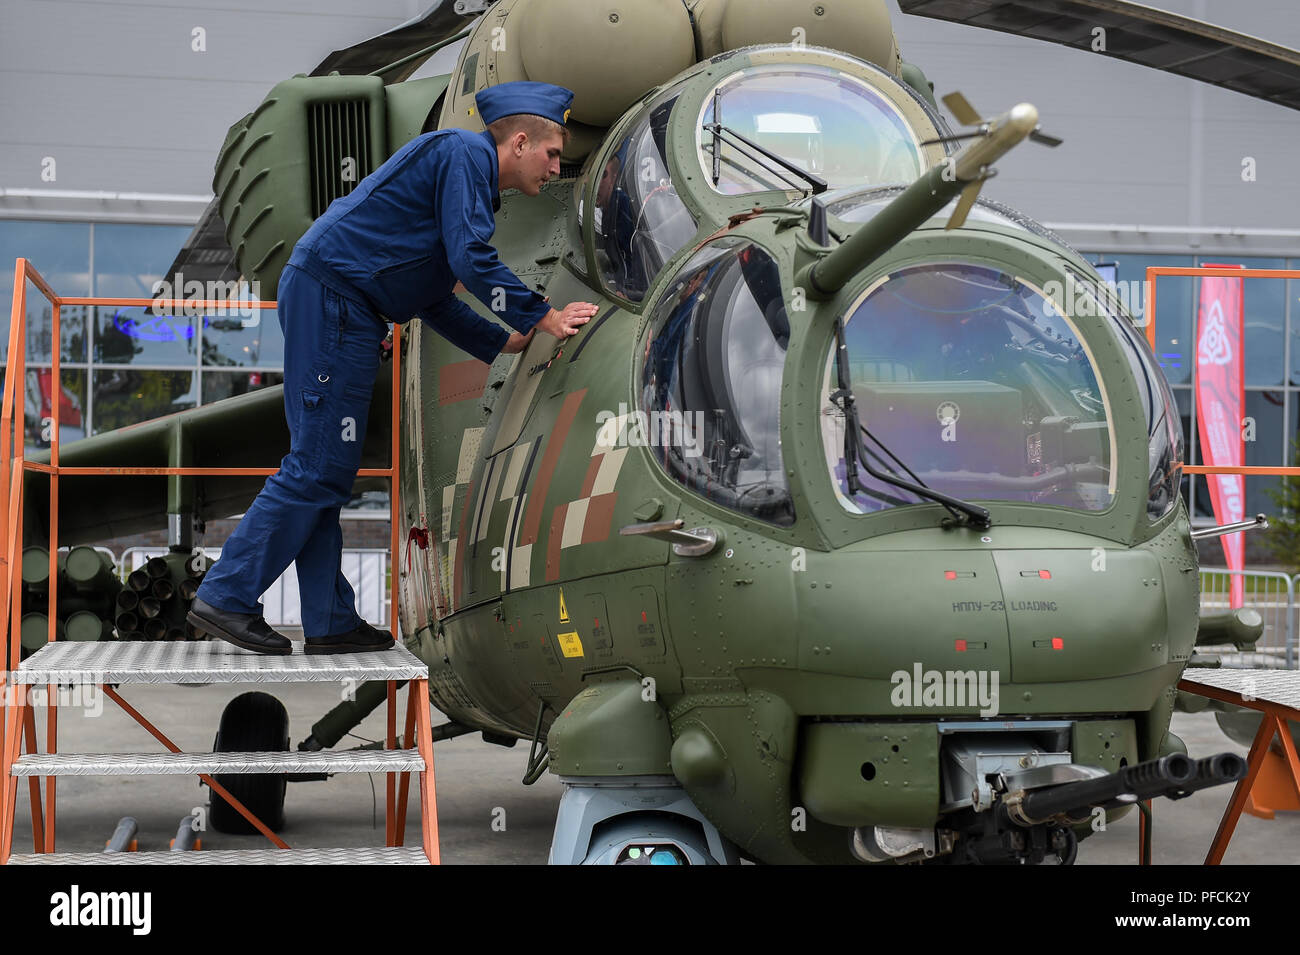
left=705, top=89, right=829, bottom=196
left=830, top=317, right=992, bottom=529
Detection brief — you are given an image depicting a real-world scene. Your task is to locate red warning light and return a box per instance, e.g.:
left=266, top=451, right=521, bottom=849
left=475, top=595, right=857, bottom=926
left=1051, top=637, right=1064, bottom=650
left=955, top=639, right=967, bottom=652
left=944, top=571, right=958, bottom=580
left=1039, top=570, right=1052, bottom=579
left=641, top=610, right=647, bottom=622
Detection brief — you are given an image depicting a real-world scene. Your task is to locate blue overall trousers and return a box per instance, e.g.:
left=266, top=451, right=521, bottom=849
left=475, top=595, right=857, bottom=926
left=196, top=264, right=387, bottom=638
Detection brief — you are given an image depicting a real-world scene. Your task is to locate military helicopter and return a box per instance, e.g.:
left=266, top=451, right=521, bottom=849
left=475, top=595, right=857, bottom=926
left=23, top=0, right=1300, bottom=864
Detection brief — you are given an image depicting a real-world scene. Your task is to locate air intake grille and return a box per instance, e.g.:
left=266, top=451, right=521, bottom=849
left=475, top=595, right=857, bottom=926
left=307, top=100, right=374, bottom=218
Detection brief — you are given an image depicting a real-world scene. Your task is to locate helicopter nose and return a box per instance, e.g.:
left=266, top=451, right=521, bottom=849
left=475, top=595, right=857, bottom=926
left=791, top=536, right=1178, bottom=698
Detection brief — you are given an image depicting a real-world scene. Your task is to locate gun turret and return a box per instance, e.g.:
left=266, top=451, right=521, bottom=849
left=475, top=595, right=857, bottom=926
left=1001, top=752, right=1245, bottom=827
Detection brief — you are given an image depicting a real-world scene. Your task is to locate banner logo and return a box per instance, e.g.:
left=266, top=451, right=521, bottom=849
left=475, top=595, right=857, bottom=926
left=1197, top=300, right=1233, bottom=366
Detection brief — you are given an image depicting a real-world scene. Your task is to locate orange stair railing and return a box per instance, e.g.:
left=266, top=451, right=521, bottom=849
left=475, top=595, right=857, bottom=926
left=0, top=257, right=438, bottom=863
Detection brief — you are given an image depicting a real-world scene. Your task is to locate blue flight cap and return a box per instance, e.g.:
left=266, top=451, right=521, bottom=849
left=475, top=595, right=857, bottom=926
left=475, top=81, right=574, bottom=128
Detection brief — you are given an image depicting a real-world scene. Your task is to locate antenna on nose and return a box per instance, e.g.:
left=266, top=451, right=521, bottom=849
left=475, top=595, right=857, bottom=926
left=808, top=197, right=830, bottom=246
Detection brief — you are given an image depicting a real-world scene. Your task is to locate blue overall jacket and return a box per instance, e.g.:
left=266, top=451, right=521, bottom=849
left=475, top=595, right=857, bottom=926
left=286, top=127, right=551, bottom=363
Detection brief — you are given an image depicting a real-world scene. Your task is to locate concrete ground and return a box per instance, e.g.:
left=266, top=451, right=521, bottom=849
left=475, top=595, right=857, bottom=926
left=6, top=674, right=1297, bottom=865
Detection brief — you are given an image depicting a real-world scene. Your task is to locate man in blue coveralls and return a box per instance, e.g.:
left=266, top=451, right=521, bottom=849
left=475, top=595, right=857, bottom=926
left=189, top=81, right=598, bottom=655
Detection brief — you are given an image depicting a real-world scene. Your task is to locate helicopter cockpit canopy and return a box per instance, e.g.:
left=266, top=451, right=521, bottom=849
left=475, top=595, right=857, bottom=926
left=697, top=63, right=928, bottom=194
left=639, top=237, right=794, bottom=526
left=822, top=263, right=1120, bottom=516
left=589, top=87, right=698, bottom=304
left=579, top=48, right=948, bottom=306
left=824, top=186, right=1070, bottom=246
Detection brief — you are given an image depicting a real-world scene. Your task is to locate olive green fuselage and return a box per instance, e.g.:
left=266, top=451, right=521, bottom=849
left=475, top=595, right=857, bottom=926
left=205, top=31, right=1198, bottom=864
left=397, top=166, right=1197, bottom=863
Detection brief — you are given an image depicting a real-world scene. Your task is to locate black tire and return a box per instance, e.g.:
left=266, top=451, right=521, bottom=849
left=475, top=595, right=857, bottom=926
left=209, top=691, right=289, bottom=834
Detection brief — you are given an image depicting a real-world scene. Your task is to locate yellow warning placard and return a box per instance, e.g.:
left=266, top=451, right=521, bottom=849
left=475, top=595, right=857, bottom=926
left=556, top=631, right=584, bottom=658
left=558, top=588, right=569, bottom=623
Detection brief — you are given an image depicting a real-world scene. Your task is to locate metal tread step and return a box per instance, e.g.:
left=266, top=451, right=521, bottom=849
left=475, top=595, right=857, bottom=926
left=1181, top=667, right=1300, bottom=708
left=7, top=846, right=430, bottom=865
left=12, top=749, right=425, bottom=776
left=13, top=640, right=427, bottom=685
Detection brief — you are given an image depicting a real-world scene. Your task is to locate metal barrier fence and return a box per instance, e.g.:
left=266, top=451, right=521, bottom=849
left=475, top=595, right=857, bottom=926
left=120, top=546, right=390, bottom=628
left=1198, top=568, right=1297, bottom=669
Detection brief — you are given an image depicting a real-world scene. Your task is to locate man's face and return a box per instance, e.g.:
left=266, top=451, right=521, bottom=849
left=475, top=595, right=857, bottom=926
left=597, top=158, right=620, bottom=205
left=510, top=130, right=564, bottom=196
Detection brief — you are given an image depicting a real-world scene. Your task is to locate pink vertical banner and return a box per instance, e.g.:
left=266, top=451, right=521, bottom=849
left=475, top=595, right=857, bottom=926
left=1195, top=264, right=1245, bottom=608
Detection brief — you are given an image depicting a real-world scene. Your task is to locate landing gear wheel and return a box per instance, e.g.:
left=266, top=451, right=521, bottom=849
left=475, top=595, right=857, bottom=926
left=1050, top=826, right=1079, bottom=865
left=209, top=691, right=289, bottom=834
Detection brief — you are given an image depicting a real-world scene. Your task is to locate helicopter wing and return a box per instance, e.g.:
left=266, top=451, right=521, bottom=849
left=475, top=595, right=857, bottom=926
left=897, top=0, right=1300, bottom=110
left=158, top=0, right=484, bottom=304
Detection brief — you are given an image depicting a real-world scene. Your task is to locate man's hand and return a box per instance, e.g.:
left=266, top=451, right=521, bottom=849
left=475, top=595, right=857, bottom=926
left=502, top=328, right=535, bottom=354
left=537, top=301, right=599, bottom=339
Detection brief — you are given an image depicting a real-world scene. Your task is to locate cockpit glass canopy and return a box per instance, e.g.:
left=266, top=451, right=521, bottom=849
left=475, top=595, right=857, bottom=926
left=823, top=263, right=1116, bottom=515
left=698, top=64, right=926, bottom=195
left=1081, top=269, right=1184, bottom=521
left=640, top=238, right=794, bottom=526
left=825, top=186, right=1065, bottom=245
left=593, top=90, right=698, bottom=304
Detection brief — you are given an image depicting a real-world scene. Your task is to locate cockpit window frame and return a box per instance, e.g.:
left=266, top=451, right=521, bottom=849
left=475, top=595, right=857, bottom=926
left=582, top=85, right=708, bottom=312
left=636, top=235, right=798, bottom=528
left=819, top=260, right=1122, bottom=519
left=577, top=47, right=954, bottom=313
left=669, top=48, right=951, bottom=213
left=693, top=64, right=932, bottom=198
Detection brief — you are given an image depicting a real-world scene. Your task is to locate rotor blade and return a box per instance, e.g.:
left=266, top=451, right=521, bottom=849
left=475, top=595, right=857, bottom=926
left=1029, top=128, right=1064, bottom=147
left=312, top=0, right=481, bottom=81
left=942, top=90, right=984, bottom=126
left=946, top=181, right=984, bottom=230
left=899, top=0, right=1300, bottom=111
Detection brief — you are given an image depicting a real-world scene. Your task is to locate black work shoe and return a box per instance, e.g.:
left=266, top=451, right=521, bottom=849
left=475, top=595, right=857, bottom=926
left=187, top=597, right=292, bottom=655
left=304, top=621, right=395, bottom=655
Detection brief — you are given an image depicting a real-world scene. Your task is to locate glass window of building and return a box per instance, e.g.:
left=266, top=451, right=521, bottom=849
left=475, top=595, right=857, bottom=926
left=202, top=370, right=284, bottom=404
left=1231, top=256, right=1286, bottom=388
left=202, top=306, right=284, bottom=368
left=1, top=219, right=297, bottom=456
left=94, top=303, right=198, bottom=366
left=0, top=367, right=88, bottom=453
left=0, top=220, right=90, bottom=364
left=1288, top=259, right=1300, bottom=388
left=92, top=368, right=195, bottom=434
left=94, top=223, right=196, bottom=366
left=1095, top=252, right=1297, bottom=527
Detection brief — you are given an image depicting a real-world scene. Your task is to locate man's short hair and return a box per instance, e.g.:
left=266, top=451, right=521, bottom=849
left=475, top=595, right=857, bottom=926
left=486, top=112, right=570, bottom=147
